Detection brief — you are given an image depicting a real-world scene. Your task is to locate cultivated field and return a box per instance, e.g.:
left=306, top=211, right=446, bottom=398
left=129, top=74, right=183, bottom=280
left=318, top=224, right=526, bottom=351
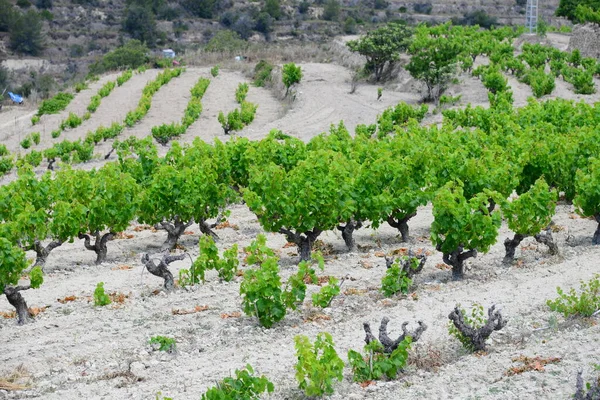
left=1, top=33, right=599, bottom=400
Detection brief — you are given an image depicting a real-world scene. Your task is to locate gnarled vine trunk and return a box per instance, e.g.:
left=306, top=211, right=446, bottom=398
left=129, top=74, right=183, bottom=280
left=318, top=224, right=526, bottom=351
left=448, top=305, right=506, bottom=351
left=199, top=219, right=219, bottom=240
left=79, top=232, right=114, bottom=265
left=503, top=233, right=526, bottom=265
left=535, top=227, right=559, bottom=256
left=387, top=212, right=417, bottom=242
left=337, top=220, right=362, bottom=251
left=4, top=285, right=31, bottom=325
left=279, top=228, right=323, bottom=262
left=157, top=217, right=193, bottom=251
left=141, top=253, right=187, bottom=291
left=592, top=214, right=600, bottom=245
left=27, top=240, right=63, bottom=268
left=440, top=246, right=477, bottom=281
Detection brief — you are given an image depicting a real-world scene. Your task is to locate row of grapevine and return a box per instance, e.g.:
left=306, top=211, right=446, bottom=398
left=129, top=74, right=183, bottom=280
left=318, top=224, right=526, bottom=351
left=0, top=68, right=184, bottom=176
left=151, top=77, right=211, bottom=145
left=3, top=93, right=600, bottom=323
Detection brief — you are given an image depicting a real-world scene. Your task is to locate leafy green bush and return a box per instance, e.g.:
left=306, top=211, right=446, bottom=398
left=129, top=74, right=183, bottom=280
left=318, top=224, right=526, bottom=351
left=448, top=303, right=485, bottom=351
left=179, top=235, right=238, bottom=284
left=149, top=336, right=176, bottom=352
left=210, top=65, right=219, bottom=77
left=20, top=137, right=32, bottom=149
left=254, top=60, right=273, bottom=87
left=200, top=365, right=274, bottom=400
left=348, top=336, right=411, bottom=382
left=235, top=82, right=249, bottom=103
left=93, top=282, right=111, bottom=306
left=294, top=333, right=344, bottom=397
left=151, top=123, right=186, bottom=145
left=525, top=68, right=555, bottom=97
left=381, top=256, right=422, bottom=297
left=574, top=158, right=600, bottom=244
left=0, top=156, right=13, bottom=176
left=377, top=102, right=428, bottom=135
left=74, top=82, right=88, bottom=93
left=87, top=95, right=101, bottom=113
left=89, top=40, right=149, bottom=74
left=60, top=112, right=82, bottom=130
left=98, top=81, right=116, bottom=98
left=311, top=277, right=340, bottom=308
left=240, top=101, right=258, bottom=125
left=282, top=62, right=302, bottom=96
left=31, top=115, right=40, bottom=125
left=31, top=132, right=40, bottom=145
left=0, top=144, right=8, bottom=156
left=547, top=275, right=600, bottom=317
left=37, top=92, right=74, bottom=116
left=116, top=69, right=133, bottom=86
left=51, top=129, right=61, bottom=139
left=19, top=150, right=42, bottom=167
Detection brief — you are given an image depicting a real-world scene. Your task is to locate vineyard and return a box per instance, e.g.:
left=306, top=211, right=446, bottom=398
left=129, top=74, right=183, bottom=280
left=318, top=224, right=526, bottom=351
left=1, top=26, right=600, bottom=400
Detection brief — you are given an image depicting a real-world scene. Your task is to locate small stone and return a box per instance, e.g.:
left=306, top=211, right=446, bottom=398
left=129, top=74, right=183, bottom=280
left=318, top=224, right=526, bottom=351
left=130, top=361, right=146, bottom=376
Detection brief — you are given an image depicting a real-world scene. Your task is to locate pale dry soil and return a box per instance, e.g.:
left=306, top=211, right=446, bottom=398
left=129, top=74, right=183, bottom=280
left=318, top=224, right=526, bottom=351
left=1, top=35, right=600, bottom=399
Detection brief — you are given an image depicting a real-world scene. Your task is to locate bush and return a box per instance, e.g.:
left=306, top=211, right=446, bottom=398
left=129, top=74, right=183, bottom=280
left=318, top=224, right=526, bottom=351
left=254, top=60, right=273, bottom=87
left=294, top=333, right=344, bottom=396
left=20, top=137, right=32, bottom=149
left=37, top=92, right=74, bottom=116
left=31, top=115, right=40, bottom=125
left=210, top=65, right=219, bottom=77
left=547, top=275, right=600, bottom=317
left=448, top=303, right=485, bottom=351
left=98, top=81, right=115, bottom=97
left=89, top=40, right=149, bottom=74
left=116, top=69, right=133, bottom=86
left=282, top=63, right=302, bottom=97
left=0, top=144, right=7, bottom=156
left=93, top=282, right=111, bottom=306
left=348, top=336, right=411, bottom=382
left=205, top=30, right=247, bottom=53
left=235, top=82, right=249, bottom=103
left=31, top=132, right=40, bottom=145
left=74, top=82, right=88, bottom=93
left=0, top=156, right=13, bottom=176
left=87, top=95, right=101, bottom=113
left=311, top=277, right=340, bottom=307
left=60, top=112, right=82, bottom=130
left=200, top=365, right=274, bottom=400
left=240, top=101, right=258, bottom=125
left=525, top=68, right=555, bottom=97
left=9, top=9, right=44, bottom=56
left=179, top=235, right=238, bottom=284
left=51, top=129, right=61, bottom=139
left=413, top=3, right=432, bottom=14
left=149, top=336, right=176, bottom=352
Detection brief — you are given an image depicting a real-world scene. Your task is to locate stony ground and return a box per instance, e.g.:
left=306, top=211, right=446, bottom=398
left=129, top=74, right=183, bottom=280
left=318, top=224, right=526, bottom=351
left=1, top=33, right=599, bottom=400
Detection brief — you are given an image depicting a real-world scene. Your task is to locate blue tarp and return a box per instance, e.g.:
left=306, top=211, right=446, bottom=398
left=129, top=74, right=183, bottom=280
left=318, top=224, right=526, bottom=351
left=8, top=92, right=23, bottom=104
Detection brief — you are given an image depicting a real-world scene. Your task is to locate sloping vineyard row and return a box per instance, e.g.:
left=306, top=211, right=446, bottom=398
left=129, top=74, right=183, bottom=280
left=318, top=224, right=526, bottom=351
left=2, top=90, right=600, bottom=324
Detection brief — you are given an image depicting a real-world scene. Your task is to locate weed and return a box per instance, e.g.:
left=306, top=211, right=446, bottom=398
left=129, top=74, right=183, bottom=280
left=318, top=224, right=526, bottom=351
left=547, top=275, right=600, bottom=318
left=93, top=282, right=111, bottom=306
left=149, top=336, right=176, bottom=352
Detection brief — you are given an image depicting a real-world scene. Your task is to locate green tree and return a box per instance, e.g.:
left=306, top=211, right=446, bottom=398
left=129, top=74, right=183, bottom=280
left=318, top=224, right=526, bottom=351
left=556, top=0, right=600, bottom=22
left=322, top=0, right=341, bottom=21
left=282, top=62, right=302, bottom=97
left=181, top=0, right=217, bottom=18
left=9, top=9, right=44, bottom=55
left=430, top=181, right=502, bottom=280
left=122, top=2, right=158, bottom=46
left=0, top=0, right=15, bottom=32
left=90, top=40, right=149, bottom=74
left=244, top=150, right=355, bottom=261
left=574, top=157, right=600, bottom=244
left=406, top=24, right=463, bottom=103
left=263, top=0, right=281, bottom=19
left=346, top=23, right=412, bottom=81
left=0, top=238, right=43, bottom=324
left=502, top=178, right=557, bottom=264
